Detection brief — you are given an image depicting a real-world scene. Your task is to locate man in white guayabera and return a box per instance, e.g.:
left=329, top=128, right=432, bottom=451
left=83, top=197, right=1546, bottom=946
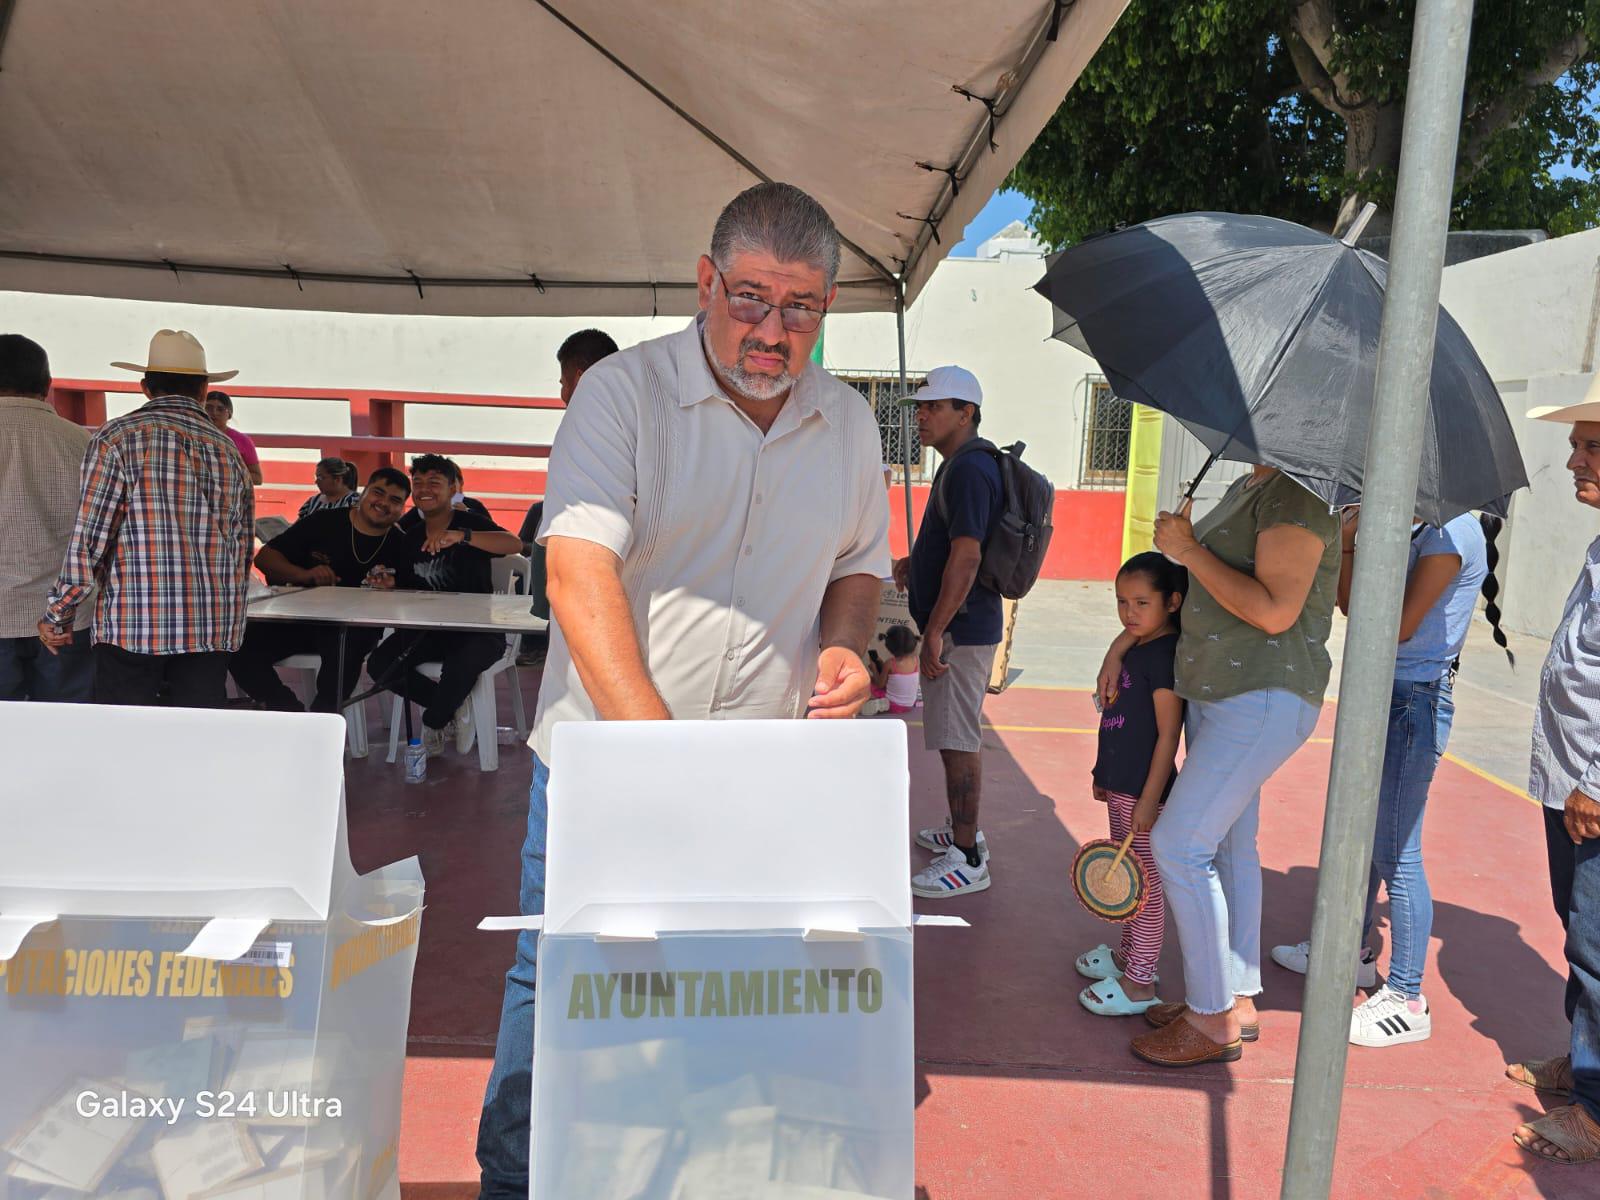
left=474, top=181, right=891, bottom=1198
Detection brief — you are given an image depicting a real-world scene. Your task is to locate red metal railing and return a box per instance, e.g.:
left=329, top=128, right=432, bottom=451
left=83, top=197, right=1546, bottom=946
left=48, top=379, right=557, bottom=529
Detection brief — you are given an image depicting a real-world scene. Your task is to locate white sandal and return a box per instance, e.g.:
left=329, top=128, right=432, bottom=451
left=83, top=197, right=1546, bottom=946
left=1079, top=976, right=1163, bottom=1017
left=1075, top=944, right=1122, bottom=981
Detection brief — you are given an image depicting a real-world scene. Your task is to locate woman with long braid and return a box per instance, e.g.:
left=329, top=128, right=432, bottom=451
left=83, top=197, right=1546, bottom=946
left=1270, top=507, right=1510, bottom=1047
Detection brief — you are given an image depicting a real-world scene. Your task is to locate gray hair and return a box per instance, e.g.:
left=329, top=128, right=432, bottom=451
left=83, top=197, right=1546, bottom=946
left=710, top=182, right=841, bottom=291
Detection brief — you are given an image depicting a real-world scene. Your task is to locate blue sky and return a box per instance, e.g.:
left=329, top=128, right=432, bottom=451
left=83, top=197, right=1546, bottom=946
left=948, top=190, right=1035, bottom=257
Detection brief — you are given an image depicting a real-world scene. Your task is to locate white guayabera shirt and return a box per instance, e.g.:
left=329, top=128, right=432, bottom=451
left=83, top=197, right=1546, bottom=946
left=529, top=316, right=891, bottom=765
left=1531, top=534, right=1600, bottom=810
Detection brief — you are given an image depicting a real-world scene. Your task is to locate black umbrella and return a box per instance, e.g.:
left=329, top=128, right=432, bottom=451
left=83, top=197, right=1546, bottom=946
left=1033, top=211, right=1528, bottom=523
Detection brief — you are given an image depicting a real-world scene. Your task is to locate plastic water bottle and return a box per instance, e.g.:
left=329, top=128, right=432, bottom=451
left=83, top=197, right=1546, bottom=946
left=404, top=737, right=427, bottom=784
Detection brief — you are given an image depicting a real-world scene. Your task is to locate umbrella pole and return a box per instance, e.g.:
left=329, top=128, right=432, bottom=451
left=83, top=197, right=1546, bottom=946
left=896, top=284, right=914, bottom=547
left=1281, top=1, right=1474, bottom=1196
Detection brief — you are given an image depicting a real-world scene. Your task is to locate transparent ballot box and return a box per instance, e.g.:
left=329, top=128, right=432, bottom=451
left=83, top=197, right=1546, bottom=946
left=0, top=705, right=424, bottom=1199
left=495, top=720, right=948, bottom=1200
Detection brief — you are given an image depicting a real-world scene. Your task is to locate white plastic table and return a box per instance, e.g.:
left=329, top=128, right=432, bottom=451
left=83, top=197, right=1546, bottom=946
left=247, top=585, right=547, bottom=633
left=246, top=586, right=547, bottom=746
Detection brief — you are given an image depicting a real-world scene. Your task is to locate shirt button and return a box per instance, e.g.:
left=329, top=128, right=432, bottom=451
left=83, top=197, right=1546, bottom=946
left=726, top=650, right=737, bottom=661
left=736, top=596, right=745, bottom=606
left=743, top=546, right=752, bottom=556
left=755, top=493, right=764, bottom=504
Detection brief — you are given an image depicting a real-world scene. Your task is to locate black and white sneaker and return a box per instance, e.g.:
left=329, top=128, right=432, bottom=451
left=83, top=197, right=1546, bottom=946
left=1349, top=985, right=1431, bottom=1047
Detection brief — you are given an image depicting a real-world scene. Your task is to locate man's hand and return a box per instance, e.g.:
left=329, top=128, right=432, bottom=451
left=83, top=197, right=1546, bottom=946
left=1097, top=655, right=1123, bottom=709
left=1153, top=499, right=1198, bottom=562
left=1565, top=789, right=1600, bottom=844
left=363, top=566, right=397, bottom=590
left=423, top=529, right=466, bottom=556
left=920, top=628, right=948, bottom=680
left=891, top=556, right=911, bottom=592
left=1132, top=795, right=1160, bottom=834
left=300, top=564, right=338, bottom=587
left=36, top=619, right=71, bottom=656
left=808, top=646, right=872, bottom=719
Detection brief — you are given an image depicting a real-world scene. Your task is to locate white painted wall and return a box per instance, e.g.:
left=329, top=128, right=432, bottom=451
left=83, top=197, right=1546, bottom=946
left=1440, top=227, right=1600, bottom=639
left=0, top=234, right=1100, bottom=486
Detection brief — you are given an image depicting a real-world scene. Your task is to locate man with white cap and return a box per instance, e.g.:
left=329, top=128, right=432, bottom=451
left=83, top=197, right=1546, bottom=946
left=37, top=330, right=253, bottom=707
left=1509, top=380, right=1600, bottom=1165
left=893, top=365, right=1002, bottom=897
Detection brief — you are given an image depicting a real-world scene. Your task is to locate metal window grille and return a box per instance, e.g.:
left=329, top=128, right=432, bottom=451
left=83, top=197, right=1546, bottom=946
left=837, top=371, right=929, bottom=481
left=1079, top=376, right=1132, bottom=489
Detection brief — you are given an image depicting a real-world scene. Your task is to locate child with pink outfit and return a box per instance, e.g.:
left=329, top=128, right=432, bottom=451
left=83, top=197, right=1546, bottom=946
left=1076, top=552, right=1186, bottom=1016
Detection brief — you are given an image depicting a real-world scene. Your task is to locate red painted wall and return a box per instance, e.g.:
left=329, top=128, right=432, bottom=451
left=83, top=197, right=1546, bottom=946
left=883, top=485, right=1124, bottom=580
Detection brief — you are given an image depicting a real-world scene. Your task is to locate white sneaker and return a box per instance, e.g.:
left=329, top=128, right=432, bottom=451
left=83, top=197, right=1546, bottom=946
left=1270, top=939, right=1377, bottom=990
left=911, top=845, right=991, bottom=898
left=422, top=725, right=448, bottom=757
left=914, top=822, right=988, bottom=859
left=1350, top=985, right=1431, bottom=1047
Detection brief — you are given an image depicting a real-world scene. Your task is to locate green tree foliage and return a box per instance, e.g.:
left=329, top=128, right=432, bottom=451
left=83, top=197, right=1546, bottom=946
left=1008, top=1, right=1600, bottom=245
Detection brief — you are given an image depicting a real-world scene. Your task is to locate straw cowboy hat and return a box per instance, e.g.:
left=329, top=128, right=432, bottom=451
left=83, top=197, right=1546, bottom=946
left=1529, top=372, right=1600, bottom=423
left=111, top=329, right=238, bottom=382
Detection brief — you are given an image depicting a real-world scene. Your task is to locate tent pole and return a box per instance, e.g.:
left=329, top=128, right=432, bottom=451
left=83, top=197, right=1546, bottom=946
left=895, top=284, right=914, bottom=547
left=1281, top=2, right=1474, bottom=1196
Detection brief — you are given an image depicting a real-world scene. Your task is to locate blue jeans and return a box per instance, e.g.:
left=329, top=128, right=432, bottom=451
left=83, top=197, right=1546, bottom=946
left=0, top=629, right=94, bottom=701
left=1545, top=805, right=1600, bottom=1124
left=477, top=752, right=549, bottom=1198
left=1362, top=676, right=1453, bottom=998
left=1152, top=688, right=1320, bottom=1014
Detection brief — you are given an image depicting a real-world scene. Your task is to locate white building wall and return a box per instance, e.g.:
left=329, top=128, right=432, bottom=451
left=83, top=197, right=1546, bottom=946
left=0, top=235, right=1099, bottom=486
left=1439, top=227, right=1600, bottom=639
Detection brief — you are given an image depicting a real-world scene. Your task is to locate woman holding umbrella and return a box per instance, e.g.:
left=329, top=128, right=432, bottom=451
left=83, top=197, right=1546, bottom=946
left=1106, top=467, right=1340, bottom=1065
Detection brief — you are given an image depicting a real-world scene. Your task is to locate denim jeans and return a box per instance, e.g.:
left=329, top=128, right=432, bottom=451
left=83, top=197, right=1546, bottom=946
left=1152, top=688, right=1319, bottom=1014
left=1544, top=805, right=1600, bottom=1124
left=1361, top=676, right=1453, bottom=998
left=0, top=629, right=94, bottom=701
left=477, top=752, right=549, bottom=1198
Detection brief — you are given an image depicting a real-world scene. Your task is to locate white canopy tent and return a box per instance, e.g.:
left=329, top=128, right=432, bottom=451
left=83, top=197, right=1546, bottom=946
left=0, top=0, right=1127, bottom=317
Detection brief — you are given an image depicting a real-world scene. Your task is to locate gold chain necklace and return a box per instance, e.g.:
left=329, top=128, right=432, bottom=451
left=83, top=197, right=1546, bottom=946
left=349, top=516, right=390, bottom=566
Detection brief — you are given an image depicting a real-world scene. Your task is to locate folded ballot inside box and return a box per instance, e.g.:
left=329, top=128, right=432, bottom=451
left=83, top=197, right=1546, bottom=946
left=504, top=719, right=956, bottom=1200
left=0, top=704, right=424, bottom=1200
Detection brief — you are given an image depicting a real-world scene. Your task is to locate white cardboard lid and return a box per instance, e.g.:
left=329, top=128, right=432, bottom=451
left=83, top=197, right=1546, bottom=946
left=0, top=703, right=350, bottom=925
left=543, top=720, right=911, bottom=936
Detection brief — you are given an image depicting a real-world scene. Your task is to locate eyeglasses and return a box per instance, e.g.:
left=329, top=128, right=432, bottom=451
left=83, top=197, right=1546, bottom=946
left=713, top=266, right=827, bottom=334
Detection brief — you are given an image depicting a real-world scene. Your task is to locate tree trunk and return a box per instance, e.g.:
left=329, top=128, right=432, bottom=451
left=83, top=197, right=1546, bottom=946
left=1332, top=102, right=1404, bottom=239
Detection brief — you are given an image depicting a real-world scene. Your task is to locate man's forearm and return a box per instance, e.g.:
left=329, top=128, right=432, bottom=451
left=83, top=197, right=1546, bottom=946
left=818, top=572, right=880, bottom=656
left=255, top=547, right=306, bottom=585
left=925, top=547, right=981, bottom=636
left=547, top=537, right=669, bottom=720
left=474, top=530, right=524, bottom=556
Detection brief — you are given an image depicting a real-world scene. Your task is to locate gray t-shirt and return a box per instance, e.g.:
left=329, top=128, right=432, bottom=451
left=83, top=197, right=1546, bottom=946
left=1175, top=473, right=1341, bottom=705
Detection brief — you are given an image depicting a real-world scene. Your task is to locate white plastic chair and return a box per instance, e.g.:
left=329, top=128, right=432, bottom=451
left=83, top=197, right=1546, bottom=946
left=384, top=554, right=532, bottom=771
left=277, top=654, right=370, bottom=758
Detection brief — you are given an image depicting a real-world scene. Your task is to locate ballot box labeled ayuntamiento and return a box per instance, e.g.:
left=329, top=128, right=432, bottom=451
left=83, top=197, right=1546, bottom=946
left=0, top=704, right=424, bottom=1200
left=490, top=719, right=959, bottom=1199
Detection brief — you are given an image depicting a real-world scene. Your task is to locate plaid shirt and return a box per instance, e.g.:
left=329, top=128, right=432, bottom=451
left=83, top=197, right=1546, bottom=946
left=44, top=395, right=255, bottom=654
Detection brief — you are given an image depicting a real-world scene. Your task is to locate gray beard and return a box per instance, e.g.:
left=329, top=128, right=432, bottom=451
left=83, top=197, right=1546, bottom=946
left=702, top=327, right=795, bottom=404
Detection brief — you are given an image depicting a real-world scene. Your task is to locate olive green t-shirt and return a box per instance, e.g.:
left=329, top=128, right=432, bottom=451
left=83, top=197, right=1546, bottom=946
left=1174, top=473, right=1341, bottom=705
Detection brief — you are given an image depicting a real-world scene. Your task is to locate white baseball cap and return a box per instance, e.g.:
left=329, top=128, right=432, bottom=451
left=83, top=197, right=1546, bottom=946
left=900, top=364, right=982, bottom=407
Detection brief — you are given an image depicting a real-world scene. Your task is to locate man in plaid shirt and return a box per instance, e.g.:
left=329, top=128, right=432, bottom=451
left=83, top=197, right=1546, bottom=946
left=38, top=330, right=254, bottom=707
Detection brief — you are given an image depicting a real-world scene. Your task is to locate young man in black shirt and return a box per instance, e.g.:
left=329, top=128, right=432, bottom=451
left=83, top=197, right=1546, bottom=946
left=367, top=455, right=522, bottom=754
left=228, top=467, right=414, bottom=712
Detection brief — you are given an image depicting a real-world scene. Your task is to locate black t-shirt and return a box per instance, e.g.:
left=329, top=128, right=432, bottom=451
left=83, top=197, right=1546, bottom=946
left=266, top=508, right=415, bottom=588
left=1092, top=633, right=1182, bottom=800
left=908, top=442, right=1003, bottom=644
left=401, top=509, right=509, bottom=594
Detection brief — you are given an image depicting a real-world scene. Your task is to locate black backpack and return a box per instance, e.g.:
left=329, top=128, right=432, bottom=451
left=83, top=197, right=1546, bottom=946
left=932, top=437, right=1055, bottom=600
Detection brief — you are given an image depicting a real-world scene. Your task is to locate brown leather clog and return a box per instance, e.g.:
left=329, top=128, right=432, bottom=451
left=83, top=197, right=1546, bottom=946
left=1144, top=1001, right=1259, bottom=1042
left=1131, top=1016, right=1244, bottom=1067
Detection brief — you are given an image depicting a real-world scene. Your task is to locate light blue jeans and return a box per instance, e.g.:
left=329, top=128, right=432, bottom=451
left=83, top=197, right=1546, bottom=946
left=1361, top=676, right=1453, bottom=998
left=1152, top=688, right=1320, bottom=1014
